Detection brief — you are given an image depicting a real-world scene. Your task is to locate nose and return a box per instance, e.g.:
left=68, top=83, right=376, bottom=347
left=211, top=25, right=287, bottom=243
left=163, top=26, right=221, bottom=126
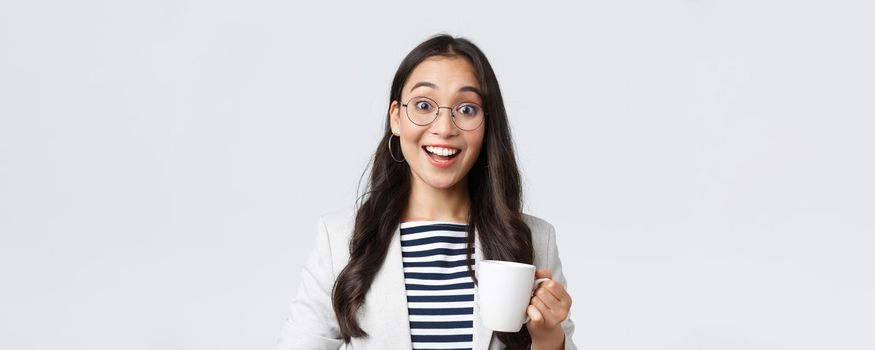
left=429, top=107, right=460, bottom=137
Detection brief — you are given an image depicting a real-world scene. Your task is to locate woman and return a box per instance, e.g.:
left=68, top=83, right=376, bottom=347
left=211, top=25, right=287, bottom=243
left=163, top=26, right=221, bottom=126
left=277, top=34, right=576, bottom=350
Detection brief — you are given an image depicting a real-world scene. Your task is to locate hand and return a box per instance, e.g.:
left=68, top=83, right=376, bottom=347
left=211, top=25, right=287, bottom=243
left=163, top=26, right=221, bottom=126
left=526, top=269, right=571, bottom=350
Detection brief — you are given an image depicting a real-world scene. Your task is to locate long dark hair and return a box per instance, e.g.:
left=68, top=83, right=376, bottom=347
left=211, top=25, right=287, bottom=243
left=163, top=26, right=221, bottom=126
left=331, top=34, right=534, bottom=348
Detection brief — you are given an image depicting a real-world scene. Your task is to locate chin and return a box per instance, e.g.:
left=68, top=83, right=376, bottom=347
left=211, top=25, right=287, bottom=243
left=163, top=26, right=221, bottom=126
left=424, top=176, right=459, bottom=190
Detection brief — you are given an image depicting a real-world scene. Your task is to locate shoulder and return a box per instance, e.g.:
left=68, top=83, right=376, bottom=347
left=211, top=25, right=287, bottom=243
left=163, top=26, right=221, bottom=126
left=319, top=207, right=356, bottom=229
left=316, top=208, right=557, bottom=254
left=319, top=209, right=555, bottom=240
left=313, top=207, right=358, bottom=273
left=521, top=212, right=555, bottom=236
left=318, top=206, right=357, bottom=241
left=520, top=213, right=558, bottom=267
left=521, top=212, right=557, bottom=248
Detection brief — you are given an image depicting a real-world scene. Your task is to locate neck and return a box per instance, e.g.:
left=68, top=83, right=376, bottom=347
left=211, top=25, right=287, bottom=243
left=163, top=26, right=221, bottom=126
left=402, top=175, right=470, bottom=223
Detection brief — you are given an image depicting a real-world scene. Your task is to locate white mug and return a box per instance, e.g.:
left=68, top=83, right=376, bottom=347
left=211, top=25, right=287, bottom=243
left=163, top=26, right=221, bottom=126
left=477, top=260, right=550, bottom=332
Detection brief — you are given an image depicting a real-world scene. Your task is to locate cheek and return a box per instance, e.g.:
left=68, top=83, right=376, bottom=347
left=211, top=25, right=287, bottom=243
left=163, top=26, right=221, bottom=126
left=399, top=130, right=424, bottom=156
left=466, top=133, right=485, bottom=158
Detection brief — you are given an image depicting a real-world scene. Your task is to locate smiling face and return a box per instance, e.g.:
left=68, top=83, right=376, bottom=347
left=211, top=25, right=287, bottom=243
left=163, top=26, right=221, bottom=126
left=389, top=55, right=486, bottom=191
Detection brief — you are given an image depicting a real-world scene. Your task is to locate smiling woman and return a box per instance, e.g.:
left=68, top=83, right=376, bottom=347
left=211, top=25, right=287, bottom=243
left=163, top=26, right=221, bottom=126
left=276, top=34, right=577, bottom=350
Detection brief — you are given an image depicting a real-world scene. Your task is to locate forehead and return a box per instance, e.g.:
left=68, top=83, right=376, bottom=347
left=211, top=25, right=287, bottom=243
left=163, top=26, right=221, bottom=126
left=404, top=56, right=481, bottom=91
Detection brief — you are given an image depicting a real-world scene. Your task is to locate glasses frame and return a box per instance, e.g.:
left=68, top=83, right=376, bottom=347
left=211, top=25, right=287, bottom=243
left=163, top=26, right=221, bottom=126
left=400, top=96, right=486, bottom=131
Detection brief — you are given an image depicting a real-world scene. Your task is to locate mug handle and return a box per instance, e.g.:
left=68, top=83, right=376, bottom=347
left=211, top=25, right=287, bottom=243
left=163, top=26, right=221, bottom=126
left=524, top=278, right=552, bottom=324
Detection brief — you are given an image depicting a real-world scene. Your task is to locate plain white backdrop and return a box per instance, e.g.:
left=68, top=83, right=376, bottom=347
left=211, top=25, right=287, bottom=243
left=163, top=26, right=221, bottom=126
left=1, top=0, right=873, bottom=349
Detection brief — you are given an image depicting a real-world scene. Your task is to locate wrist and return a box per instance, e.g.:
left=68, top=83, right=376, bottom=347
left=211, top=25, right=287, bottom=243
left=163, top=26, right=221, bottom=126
left=530, top=325, right=565, bottom=350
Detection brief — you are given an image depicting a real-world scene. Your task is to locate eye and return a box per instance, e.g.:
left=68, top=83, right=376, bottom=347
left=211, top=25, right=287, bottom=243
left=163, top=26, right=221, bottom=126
left=456, top=103, right=480, bottom=116
left=413, top=99, right=435, bottom=112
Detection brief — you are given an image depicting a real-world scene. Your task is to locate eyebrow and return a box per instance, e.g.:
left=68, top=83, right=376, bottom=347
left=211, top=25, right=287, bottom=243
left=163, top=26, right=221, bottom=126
left=409, top=81, right=483, bottom=97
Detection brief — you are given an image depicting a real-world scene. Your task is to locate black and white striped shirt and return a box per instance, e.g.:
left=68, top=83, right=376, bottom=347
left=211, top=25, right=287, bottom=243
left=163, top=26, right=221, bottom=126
left=400, top=221, right=475, bottom=350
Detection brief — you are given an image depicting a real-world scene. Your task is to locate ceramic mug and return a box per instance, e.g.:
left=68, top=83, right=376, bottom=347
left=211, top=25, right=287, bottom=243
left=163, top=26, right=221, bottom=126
left=477, top=260, right=550, bottom=332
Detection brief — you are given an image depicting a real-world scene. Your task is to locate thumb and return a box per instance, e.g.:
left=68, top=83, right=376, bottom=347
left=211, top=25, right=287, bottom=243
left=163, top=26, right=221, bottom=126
left=535, top=269, right=553, bottom=279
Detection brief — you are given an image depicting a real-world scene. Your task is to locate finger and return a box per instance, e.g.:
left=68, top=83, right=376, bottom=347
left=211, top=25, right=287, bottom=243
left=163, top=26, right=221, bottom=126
left=535, top=286, right=562, bottom=309
left=535, top=269, right=553, bottom=279
left=532, top=295, right=565, bottom=328
left=531, top=294, right=553, bottom=313
left=540, top=279, right=571, bottom=306
left=526, top=304, right=544, bottom=325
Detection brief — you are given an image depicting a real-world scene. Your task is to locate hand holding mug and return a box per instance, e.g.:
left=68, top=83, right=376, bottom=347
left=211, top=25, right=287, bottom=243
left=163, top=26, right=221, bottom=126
left=477, top=260, right=572, bottom=346
left=526, top=269, right=572, bottom=349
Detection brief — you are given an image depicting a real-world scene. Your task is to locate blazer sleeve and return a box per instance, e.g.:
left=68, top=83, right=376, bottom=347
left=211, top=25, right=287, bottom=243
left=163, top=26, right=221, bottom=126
left=276, top=216, right=344, bottom=350
left=544, top=222, right=578, bottom=350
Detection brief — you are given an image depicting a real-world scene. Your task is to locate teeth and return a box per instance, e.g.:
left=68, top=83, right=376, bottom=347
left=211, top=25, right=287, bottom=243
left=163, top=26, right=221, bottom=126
left=425, top=146, right=459, bottom=156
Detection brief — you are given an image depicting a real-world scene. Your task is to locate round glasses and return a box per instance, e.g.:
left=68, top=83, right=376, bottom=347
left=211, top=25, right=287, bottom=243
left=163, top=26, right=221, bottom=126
left=400, top=96, right=485, bottom=131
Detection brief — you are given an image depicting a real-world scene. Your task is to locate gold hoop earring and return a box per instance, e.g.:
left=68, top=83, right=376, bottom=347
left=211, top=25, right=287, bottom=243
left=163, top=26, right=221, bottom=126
left=388, top=134, right=405, bottom=163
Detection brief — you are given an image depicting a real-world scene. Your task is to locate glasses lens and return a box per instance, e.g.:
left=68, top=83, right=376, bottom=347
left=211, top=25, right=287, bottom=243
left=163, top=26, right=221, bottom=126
left=452, top=102, right=485, bottom=130
left=406, top=97, right=437, bottom=125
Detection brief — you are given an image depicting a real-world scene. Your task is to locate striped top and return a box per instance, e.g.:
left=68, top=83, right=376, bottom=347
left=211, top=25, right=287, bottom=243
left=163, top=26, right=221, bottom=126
left=400, top=221, right=476, bottom=350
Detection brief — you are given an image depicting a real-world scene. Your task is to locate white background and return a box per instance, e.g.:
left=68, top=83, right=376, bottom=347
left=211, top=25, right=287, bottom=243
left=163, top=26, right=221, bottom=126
left=1, top=1, right=873, bottom=349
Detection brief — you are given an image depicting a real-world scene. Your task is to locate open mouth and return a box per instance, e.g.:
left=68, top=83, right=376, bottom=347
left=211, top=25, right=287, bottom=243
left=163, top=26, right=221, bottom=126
left=422, top=145, right=461, bottom=163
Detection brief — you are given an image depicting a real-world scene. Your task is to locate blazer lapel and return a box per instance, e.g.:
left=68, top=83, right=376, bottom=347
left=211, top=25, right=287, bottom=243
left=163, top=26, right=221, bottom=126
left=361, top=224, right=412, bottom=348
left=473, top=227, right=494, bottom=349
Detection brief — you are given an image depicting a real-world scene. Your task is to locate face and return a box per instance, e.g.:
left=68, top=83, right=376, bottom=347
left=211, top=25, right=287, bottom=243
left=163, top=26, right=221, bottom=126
left=389, top=55, right=486, bottom=191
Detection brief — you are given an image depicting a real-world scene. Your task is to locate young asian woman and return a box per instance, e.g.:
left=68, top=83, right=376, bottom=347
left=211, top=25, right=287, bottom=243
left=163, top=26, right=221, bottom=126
left=276, top=34, right=577, bottom=350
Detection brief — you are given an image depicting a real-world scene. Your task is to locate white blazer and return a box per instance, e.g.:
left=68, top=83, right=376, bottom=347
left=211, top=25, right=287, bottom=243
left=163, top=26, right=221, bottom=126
left=276, top=208, right=577, bottom=349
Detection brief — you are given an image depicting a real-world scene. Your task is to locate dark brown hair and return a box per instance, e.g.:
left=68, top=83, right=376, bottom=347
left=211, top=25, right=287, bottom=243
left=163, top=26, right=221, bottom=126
left=332, top=34, right=534, bottom=348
